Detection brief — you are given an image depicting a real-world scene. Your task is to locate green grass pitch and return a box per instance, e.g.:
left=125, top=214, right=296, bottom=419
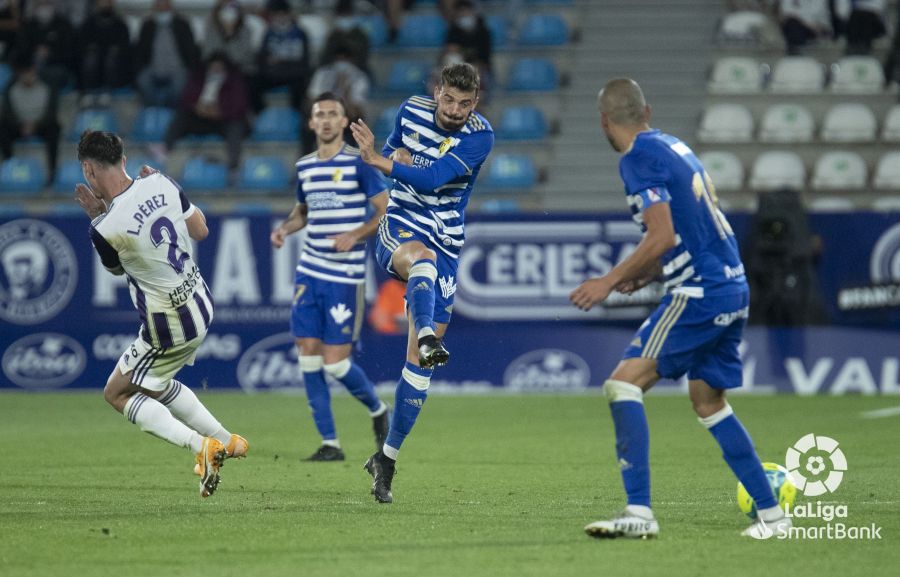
left=1, top=392, right=897, bottom=577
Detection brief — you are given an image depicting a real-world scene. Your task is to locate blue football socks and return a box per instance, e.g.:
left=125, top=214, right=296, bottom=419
left=325, top=358, right=383, bottom=413
left=384, top=362, right=432, bottom=457
left=300, top=356, right=336, bottom=441
left=406, top=259, right=437, bottom=336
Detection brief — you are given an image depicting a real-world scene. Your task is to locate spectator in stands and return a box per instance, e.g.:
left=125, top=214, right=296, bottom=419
left=134, top=0, right=199, bottom=109
left=78, top=0, right=132, bottom=107
left=443, top=0, right=491, bottom=98
left=153, top=51, right=249, bottom=180
left=258, top=0, right=309, bottom=110
left=306, top=42, right=369, bottom=130
left=321, top=0, right=370, bottom=76
left=376, top=0, right=414, bottom=44
left=14, top=0, right=77, bottom=91
left=0, top=0, right=20, bottom=62
left=204, top=0, right=261, bottom=110
left=0, top=52, right=61, bottom=184
left=777, top=0, right=831, bottom=54
left=845, top=0, right=886, bottom=55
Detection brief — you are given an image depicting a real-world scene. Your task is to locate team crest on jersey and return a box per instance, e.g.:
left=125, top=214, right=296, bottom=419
left=0, top=219, right=77, bottom=325
left=332, top=169, right=343, bottom=182
left=329, top=303, right=353, bottom=324
left=398, top=229, right=413, bottom=239
left=438, top=138, right=453, bottom=156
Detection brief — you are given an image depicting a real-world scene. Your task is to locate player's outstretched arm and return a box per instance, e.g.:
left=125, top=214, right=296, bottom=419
left=271, top=203, right=308, bottom=248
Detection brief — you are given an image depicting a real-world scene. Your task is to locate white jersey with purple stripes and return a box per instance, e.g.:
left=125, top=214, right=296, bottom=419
left=89, top=172, right=213, bottom=348
left=382, top=95, right=494, bottom=259
left=295, top=144, right=385, bottom=284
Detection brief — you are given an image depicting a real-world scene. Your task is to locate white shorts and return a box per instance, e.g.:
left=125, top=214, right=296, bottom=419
left=117, top=331, right=205, bottom=391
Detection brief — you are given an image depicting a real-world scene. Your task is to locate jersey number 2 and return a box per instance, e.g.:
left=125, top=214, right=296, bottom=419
left=150, top=217, right=189, bottom=273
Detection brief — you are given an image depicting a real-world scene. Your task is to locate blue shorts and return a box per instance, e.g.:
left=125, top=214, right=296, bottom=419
left=623, top=290, right=750, bottom=389
left=375, top=215, right=458, bottom=324
left=291, top=272, right=365, bottom=345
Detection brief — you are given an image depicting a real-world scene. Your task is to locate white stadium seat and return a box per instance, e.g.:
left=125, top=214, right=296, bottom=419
left=821, top=103, right=877, bottom=142
left=873, top=196, right=900, bottom=211
left=758, top=103, right=815, bottom=142
left=809, top=197, right=856, bottom=212
left=699, top=151, right=744, bottom=192
left=770, top=56, right=825, bottom=93
left=881, top=105, right=900, bottom=142
left=830, top=56, right=885, bottom=94
left=749, top=151, right=806, bottom=191
left=697, top=104, right=754, bottom=143
left=873, top=152, right=900, bottom=190
left=717, top=11, right=772, bottom=44
left=708, top=57, right=763, bottom=93
left=811, top=151, right=867, bottom=190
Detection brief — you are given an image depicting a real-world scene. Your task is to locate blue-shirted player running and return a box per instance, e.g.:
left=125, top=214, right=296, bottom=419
left=271, top=92, right=390, bottom=462
left=571, top=79, right=790, bottom=539
left=349, top=63, right=494, bottom=503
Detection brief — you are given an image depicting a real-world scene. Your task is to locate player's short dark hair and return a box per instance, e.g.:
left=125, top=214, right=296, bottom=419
left=312, top=91, right=347, bottom=115
left=440, top=62, right=480, bottom=94
left=77, top=131, right=125, bottom=166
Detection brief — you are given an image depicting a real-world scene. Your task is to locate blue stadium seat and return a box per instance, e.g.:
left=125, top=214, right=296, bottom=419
left=482, top=153, right=537, bottom=189
left=387, top=60, right=431, bottom=94
left=126, top=156, right=165, bottom=178
left=237, top=156, right=290, bottom=192
left=485, top=15, right=511, bottom=49
left=396, top=14, right=447, bottom=48
left=180, top=157, right=228, bottom=191
left=131, top=107, right=174, bottom=143
left=183, top=133, right=225, bottom=144
left=0, top=157, right=46, bottom=193
left=68, top=108, right=119, bottom=142
left=357, top=14, right=389, bottom=48
left=54, top=159, right=83, bottom=193
left=232, top=201, right=273, bottom=215
left=497, top=106, right=548, bottom=141
left=251, top=106, right=301, bottom=142
left=0, top=63, right=11, bottom=93
left=506, top=58, right=559, bottom=92
left=374, top=106, right=400, bottom=143
left=518, top=13, right=569, bottom=46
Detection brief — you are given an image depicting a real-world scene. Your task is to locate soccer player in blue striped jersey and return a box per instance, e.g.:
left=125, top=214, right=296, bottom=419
left=571, top=79, right=790, bottom=539
left=349, top=63, right=494, bottom=503
left=270, top=93, right=390, bottom=463
left=75, top=130, right=247, bottom=499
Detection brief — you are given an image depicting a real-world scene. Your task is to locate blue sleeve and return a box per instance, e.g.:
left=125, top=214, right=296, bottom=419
left=390, top=130, right=494, bottom=191
left=381, top=101, right=406, bottom=155
left=89, top=225, right=122, bottom=272
left=620, top=147, right=671, bottom=205
left=357, top=159, right=386, bottom=198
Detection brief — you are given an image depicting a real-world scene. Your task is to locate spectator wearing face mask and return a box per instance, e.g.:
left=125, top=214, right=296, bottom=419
left=321, top=0, right=370, bottom=76
left=258, top=0, right=309, bottom=110
left=443, top=0, right=491, bottom=101
left=14, top=0, right=77, bottom=90
left=134, top=0, right=199, bottom=108
left=303, top=42, right=369, bottom=151
left=204, top=0, right=261, bottom=111
left=77, top=0, right=132, bottom=107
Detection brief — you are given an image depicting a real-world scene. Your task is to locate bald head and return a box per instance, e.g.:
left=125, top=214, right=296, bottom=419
left=598, top=78, right=648, bottom=126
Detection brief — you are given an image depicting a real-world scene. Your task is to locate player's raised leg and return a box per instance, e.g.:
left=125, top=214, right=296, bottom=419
left=585, top=358, right=660, bottom=539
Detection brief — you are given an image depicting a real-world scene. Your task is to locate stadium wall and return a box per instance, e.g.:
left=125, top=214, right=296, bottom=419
left=2, top=212, right=899, bottom=394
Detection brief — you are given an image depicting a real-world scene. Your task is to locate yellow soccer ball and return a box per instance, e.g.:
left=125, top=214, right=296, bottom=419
left=737, top=462, right=797, bottom=519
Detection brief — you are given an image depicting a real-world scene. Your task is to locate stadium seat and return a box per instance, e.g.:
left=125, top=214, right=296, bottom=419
left=356, top=14, right=389, bottom=48
left=881, top=105, right=900, bottom=142
left=697, top=104, right=754, bottom=143
left=707, top=57, right=763, bottom=93
left=251, top=106, right=301, bottom=142
left=131, top=107, right=174, bottom=143
left=180, top=157, right=228, bottom=191
left=54, top=159, right=83, bottom=193
left=374, top=106, right=400, bottom=142
left=698, top=151, right=744, bottom=192
left=758, top=103, right=815, bottom=143
left=830, top=56, right=884, bottom=94
left=749, top=151, right=805, bottom=191
left=873, top=196, right=900, bottom=211
left=232, top=201, right=273, bottom=215
left=517, top=13, right=569, bottom=46
left=506, top=58, right=559, bottom=92
left=0, top=63, right=11, bottom=93
left=769, top=57, right=824, bottom=93
left=237, top=156, right=290, bottom=192
left=126, top=156, right=164, bottom=178
left=820, top=103, right=877, bottom=142
left=387, top=60, right=431, bottom=94
left=482, top=153, right=537, bottom=189
left=497, top=106, right=548, bottom=141
left=0, top=157, right=46, bottom=193
left=485, top=15, right=510, bottom=49
left=396, top=14, right=447, bottom=48
left=68, top=108, right=118, bottom=142
left=808, top=197, right=855, bottom=211
left=873, top=152, right=900, bottom=190
left=810, top=151, right=867, bottom=190
left=716, top=11, right=771, bottom=44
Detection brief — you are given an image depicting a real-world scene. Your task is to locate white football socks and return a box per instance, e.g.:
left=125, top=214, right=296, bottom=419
left=625, top=504, right=654, bottom=519
left=159, top=380, right=231, bottom=445
left=758, top=505, right=785, bottom=522
left=124, top=393, right=203, bottom=453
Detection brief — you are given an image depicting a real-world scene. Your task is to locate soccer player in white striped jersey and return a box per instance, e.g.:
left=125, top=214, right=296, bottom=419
left=349, top=63, right=494, bottom=503
left=571, top=79, right=788, bottom=539
left=74, top=130, right=247, bottom=499
left=270, top=93, right=390, bottom=463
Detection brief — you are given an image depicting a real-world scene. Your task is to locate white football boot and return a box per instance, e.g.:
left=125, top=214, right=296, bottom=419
left=584, top=506, right=659, bottom=539
left=741, top=512, right=792, bottom=539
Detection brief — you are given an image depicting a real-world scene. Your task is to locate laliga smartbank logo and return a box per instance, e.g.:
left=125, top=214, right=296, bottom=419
left=765, top=434, right=882, bottom=540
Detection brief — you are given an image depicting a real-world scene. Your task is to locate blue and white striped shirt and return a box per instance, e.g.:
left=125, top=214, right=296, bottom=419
left=383, top=95, right=494, bottom=259
left=295, top=144, right=385, bottom=284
